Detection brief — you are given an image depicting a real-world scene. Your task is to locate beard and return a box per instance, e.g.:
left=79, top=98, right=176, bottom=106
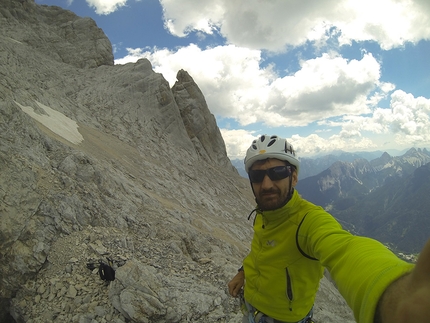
left=255, top=187, right=289, bottom=211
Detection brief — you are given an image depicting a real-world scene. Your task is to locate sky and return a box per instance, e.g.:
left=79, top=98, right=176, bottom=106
left=34, top=0, right=430, bottom=159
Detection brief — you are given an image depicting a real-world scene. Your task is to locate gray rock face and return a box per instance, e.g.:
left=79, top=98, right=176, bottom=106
left=0, top=1, right=354, bottom=322
left=1, top=0, right=113, bottom=68
left=172, top=69, right=232, bottom=168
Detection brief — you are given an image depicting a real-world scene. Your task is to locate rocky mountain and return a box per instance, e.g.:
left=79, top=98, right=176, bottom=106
left=370, top=148, right=430, bottom=177
left=296, top=149, right=430, bottom=253
left=296, top=158, right=378, bottom=207
left=299, top=153, right=368, bottom=180
left=296, top=148, right=430, bottom=207
left=0, top=1, right=355, bottom=322
left=332, top=163, right=430, bottom=254
left=299, top=148, right=430, bottom=180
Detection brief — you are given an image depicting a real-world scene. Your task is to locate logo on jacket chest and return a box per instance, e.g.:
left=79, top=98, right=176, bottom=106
left=266, top=240, right=276, bottom=247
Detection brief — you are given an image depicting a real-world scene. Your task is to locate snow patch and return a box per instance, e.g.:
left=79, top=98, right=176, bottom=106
left=16, top=101, right=84, bottom=144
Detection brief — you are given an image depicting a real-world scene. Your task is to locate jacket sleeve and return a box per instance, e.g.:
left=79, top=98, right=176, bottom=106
left=298, top=210, right=414, bottom=323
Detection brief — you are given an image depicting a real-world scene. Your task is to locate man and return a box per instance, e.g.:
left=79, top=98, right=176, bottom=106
left=228, top=134, right=430, bottom=323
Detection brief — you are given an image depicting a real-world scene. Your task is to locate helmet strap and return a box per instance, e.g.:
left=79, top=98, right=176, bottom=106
left=276, top=174, right=294, bottom=209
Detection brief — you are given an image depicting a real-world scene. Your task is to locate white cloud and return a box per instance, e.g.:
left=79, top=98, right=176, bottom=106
left=86, top=0, right=127, bottom=15
left=224, top=131, right=363, bottom=159
left=290, top=133, right=377, bottom=157
left=220, top=129, right=256, bottom=160
left=286, top=90, right=430, bottom=156
left=159, top=0, right=430, bottom=51
left=336, top=0, right=430, bottom=49
left=220, top=89, right=430, bottom=159
left=388, top=91, right=430, bottom=144
left=160, top=0, right=224, bottom=37
left=264, top=53, right=381, bottom=126
left=356, top=90, right=430, bottom=145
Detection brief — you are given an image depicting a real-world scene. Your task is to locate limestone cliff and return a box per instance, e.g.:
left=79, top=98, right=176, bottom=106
left=0, top=1, right=354, bottom=322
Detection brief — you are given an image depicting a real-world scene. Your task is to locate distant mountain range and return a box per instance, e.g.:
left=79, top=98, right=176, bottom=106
left=231, top=147, right=430, bottom=253
left=232, top=147, right=429, bottom=180
left=331, top=162, right=430, bottom=254
left=230, top=158, right=248, bottom=178
left=296, top=148, right=430, bottom=204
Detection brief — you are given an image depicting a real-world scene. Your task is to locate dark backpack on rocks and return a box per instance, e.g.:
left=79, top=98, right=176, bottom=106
left=98, top=261, right=115, bottom=281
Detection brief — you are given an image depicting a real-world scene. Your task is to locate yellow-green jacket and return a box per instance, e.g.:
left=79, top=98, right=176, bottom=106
left=243, top=189, right=414, bottom=323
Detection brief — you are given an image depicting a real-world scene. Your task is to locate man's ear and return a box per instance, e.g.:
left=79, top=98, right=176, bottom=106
left=291, top=170, right=298, bottom=187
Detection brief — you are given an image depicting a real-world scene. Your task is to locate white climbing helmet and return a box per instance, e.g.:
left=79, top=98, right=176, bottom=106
left=244, top=135, right=300, bottom=174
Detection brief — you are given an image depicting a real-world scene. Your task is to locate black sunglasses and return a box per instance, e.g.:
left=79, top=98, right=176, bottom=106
left=248, top=165, right=292, bottom=183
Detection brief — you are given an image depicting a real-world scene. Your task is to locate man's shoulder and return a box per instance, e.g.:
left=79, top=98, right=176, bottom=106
left=294, top=192, right=326, bottom=214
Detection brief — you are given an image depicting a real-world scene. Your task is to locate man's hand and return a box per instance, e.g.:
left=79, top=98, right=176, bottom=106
left=228, top=270, right=245, bottom=297
left=378, top=238, right=430, bottom=322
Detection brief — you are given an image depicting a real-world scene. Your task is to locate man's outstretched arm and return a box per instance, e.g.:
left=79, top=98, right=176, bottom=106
left=375, top=238, right=430, bottom=322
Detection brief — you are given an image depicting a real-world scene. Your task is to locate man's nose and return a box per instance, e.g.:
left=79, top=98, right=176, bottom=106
left=260, top=173, right=274, bottom=188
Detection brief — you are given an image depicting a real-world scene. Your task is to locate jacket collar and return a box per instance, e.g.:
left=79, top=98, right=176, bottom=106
left=258, top=189, right=299, bottom=225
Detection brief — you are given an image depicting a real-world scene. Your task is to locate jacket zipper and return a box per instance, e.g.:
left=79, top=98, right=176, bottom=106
left=286, top=268, right=293, bottom=311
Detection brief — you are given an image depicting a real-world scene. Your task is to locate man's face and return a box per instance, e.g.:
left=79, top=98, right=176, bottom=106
left=250, top=158, right=298, bottom=211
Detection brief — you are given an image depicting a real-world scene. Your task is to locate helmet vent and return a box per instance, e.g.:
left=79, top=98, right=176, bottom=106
left=245, top=135, right=300, bottom=174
